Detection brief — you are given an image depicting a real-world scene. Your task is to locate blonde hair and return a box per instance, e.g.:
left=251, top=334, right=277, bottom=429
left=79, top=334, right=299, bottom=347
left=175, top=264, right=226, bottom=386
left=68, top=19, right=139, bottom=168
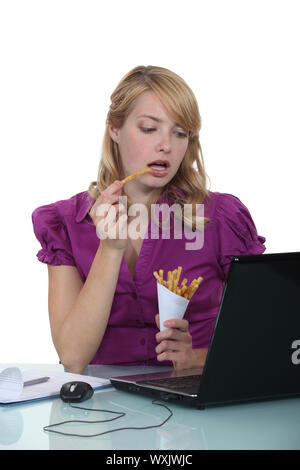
left=88, top=65, right=210, bottom=229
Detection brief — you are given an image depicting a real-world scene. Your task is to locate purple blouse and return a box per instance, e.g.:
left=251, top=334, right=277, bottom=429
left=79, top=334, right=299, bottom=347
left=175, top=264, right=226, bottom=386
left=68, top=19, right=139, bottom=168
left=32, top=189, right=266, bottom=366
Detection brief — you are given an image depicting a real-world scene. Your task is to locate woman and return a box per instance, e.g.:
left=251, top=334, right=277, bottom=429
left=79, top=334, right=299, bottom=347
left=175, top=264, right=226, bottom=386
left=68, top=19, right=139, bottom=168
left=32, top=65, right=266, bottom=374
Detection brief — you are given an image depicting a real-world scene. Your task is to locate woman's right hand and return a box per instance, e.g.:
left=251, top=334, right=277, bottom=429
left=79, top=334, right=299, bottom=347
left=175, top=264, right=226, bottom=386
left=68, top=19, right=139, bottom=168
left=89, top=180, right=128, bottom=251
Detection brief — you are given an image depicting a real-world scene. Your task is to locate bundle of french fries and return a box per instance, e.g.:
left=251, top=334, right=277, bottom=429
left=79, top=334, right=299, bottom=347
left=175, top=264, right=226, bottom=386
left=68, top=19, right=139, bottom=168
left=153, top=266, right=203, bottom=300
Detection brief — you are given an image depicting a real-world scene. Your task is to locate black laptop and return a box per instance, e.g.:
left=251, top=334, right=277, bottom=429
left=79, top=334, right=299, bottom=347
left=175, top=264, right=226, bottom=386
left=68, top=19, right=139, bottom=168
left=110, top=252, right=300, bottom=408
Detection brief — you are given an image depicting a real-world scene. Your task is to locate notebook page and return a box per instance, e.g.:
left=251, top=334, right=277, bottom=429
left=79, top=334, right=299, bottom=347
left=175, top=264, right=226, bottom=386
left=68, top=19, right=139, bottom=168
left=0, top=366, right=23, bottom=401
left=0, top=367, right=111, bottom=404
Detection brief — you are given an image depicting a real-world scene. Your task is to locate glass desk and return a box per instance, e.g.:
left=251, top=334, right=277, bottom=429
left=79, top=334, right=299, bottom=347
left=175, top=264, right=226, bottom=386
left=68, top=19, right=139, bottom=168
left=1, top=364, right=300, bottom=450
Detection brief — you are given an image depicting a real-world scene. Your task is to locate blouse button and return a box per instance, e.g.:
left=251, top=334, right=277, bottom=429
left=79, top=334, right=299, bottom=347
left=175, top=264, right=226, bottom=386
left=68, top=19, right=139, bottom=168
left=140, top=338, right=146, bottom=346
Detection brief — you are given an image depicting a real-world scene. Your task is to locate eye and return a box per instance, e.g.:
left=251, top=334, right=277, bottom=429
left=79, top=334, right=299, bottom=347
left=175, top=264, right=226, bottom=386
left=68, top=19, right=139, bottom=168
left=175, top=131, right=188, bottom=138
left=141, top=127, right=156, bottom=133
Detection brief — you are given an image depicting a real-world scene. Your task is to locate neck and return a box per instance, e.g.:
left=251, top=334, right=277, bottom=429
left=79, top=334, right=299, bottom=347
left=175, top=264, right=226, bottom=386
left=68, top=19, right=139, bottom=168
left=123, top=184, right=164, bottom=210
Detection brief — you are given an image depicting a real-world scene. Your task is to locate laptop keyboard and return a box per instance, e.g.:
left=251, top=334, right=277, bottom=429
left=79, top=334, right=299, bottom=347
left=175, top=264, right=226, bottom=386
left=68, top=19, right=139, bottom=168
left=139, top=374, right=201, bottom=394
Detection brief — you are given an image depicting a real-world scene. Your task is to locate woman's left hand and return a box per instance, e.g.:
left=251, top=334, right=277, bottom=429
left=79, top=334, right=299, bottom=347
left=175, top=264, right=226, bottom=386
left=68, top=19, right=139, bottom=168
left=155, top=314, right=207, bottom=370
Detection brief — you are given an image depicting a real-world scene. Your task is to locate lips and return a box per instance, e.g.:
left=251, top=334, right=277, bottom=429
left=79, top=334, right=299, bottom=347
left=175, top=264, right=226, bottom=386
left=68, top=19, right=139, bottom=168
left=147, top=160, right=170, bottom=168
left=147, top=160, right=170, bottom=177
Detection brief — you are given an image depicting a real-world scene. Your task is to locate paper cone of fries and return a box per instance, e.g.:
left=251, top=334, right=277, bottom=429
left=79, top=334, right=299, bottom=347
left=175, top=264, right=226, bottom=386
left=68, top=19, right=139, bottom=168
left=157, top=281, right=189, bottom=331
left=154, top=267, right=203, bottom=331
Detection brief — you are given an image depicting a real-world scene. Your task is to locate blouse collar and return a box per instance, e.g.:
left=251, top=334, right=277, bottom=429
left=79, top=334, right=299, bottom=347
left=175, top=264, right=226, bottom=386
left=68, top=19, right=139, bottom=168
left=75, top=192, right=95, bottom=223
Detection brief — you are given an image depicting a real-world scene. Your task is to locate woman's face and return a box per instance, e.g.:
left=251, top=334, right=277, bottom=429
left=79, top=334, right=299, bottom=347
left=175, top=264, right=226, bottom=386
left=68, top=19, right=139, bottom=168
left=109, top=91, right=189, bottom=190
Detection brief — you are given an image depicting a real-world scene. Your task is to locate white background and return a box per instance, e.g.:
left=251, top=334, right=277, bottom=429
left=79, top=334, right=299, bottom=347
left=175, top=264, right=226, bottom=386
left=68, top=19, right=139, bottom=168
left=0, top=0, right=299, bottom=363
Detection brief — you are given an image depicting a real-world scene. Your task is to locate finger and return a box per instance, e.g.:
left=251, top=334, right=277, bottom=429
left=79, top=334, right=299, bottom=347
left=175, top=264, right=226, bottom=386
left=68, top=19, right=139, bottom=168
left=163, top=318, right=189, bottom=332
left=96, top=205, right=125, bottom=239
left=105, top=204, right=127, bottom=227
left=95, top=200, right=124, bottom=219
left=155, top=338, right=183, bottom=355
left=157, top=330, right=192, bottom=352
left=156, top=325, right=188, bottom=343
left=103, top=180, right=123, bottom=197
left=157, top=350, right=183, bottom=363
left=95, top=202, right=115, bottom=220
left=157, top=349, right=191, bottom=367
left=156, top=318, right=189, bottom=342
left=116, top=205, right=128, bottom=229
left=116, top=213, right=128, bottom=238
left=113, top=202, right=125, bottom=218
left=155, top=314, right=160, bottom=329
left=100, top=193, right=121, bottom=206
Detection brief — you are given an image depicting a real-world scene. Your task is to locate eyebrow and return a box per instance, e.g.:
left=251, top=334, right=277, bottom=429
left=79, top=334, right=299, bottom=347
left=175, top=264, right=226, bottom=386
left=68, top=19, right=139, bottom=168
left=136, top=114, right=182, bottom=127
left=136, top=114, right=162, bottom=122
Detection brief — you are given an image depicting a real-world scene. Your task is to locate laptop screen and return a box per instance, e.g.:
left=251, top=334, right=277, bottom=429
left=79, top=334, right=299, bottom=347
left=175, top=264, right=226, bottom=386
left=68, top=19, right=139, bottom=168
left=200, top=252, right=300, bottom=405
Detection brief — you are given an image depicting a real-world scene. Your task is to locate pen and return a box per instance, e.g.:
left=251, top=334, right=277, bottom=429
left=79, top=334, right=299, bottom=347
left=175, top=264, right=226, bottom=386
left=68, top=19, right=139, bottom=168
left=24, top=376, right=50, bottom=387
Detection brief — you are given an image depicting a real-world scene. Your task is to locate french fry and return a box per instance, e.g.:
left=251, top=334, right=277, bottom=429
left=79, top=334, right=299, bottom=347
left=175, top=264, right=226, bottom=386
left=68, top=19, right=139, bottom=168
left=181, top=285, right=188, bottom=295
left=170, top=270, right=174, bottom=292
left=186, top=277, right=203, bottom=299
left=176, top=266, right=182, bottom=286
left=172, top=269, right=178, bottom=292
left=121, top=167, right=151, bottom=184
left=185, top=279, right=198, bottom=299
left=179, top=278, right=187, bottom=289
left=153, top=267, right=203, bottom=300
left=189, top=279, right=198, bottom=290
left=188, top=284, right=199, bottom=300
left=167, top=271, right=171, bottom=291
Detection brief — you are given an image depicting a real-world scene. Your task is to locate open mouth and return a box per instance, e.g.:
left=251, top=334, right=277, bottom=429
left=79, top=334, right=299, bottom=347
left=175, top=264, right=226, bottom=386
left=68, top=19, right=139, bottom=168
left=147, top=160, right=170, bottom=171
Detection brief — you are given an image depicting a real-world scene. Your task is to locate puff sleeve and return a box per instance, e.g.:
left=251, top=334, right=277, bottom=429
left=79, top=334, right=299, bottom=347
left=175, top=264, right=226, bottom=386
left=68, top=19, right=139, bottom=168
left=32, top=203, right=76, bottom=266
left=216, top=193, right=266, bottom=277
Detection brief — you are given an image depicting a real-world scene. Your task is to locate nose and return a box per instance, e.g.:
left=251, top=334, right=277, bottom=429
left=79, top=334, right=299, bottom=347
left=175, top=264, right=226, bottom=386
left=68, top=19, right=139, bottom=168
left=156, top=131, right=171, bottom=153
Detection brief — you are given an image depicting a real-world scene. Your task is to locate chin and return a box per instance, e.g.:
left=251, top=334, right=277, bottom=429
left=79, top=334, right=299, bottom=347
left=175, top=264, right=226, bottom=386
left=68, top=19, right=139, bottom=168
left=147, top=180, right=169, bottom=190
left=148, top=173, right=174, bottom=184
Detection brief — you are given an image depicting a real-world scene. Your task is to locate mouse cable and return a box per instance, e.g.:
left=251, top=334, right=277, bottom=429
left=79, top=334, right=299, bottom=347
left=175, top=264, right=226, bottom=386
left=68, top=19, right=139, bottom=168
left=43, top=399, right=173, bottom=438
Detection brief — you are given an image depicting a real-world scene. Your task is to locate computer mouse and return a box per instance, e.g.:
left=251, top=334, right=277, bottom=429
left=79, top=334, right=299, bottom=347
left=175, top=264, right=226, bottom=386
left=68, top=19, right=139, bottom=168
left=60, top=381, right=94, bottom=403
